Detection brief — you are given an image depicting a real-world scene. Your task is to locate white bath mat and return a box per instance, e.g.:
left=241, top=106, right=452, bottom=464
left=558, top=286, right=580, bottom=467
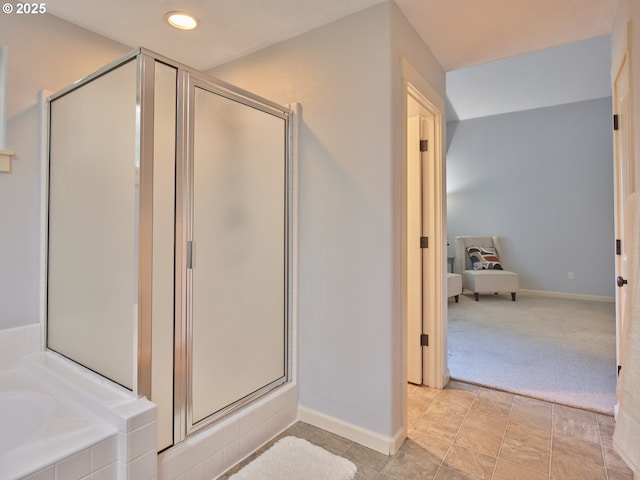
left=228, top=436, right=357, bottom=480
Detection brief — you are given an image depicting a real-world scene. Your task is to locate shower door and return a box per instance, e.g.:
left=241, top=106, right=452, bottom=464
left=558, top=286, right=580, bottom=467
left=182, top=75, right=289, bottom=434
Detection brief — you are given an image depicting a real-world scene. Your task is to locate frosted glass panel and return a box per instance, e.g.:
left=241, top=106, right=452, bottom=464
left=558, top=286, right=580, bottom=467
left=191, top=86, right=286, bottom=423
left=47, top=59, right=138, bottom=390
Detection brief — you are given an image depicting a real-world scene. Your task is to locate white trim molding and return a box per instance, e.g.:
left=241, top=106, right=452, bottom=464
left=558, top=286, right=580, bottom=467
left=519, top=289, right=615, bottom=303
left=298, top=406, right=404, bottom=456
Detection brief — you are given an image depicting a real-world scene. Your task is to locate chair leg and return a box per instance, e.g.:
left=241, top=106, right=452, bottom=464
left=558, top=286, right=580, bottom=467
left=455, top=295, right=459, bottom=303
left=511, top=292, right=516, bottom=301
left=474, top=292, right=479, bottom=301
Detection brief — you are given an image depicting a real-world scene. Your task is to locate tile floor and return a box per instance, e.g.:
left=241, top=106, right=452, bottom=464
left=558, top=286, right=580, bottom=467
left=219, top=381, right=634, bottom=480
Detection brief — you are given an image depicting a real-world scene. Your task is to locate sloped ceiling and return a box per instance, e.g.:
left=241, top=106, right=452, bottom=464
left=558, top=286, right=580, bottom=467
left=394, top=0, right=618, bottom=72
left=446, top=34, right=613, bottom=121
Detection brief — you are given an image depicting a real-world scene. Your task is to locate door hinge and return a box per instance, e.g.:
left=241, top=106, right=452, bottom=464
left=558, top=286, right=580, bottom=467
left=420, top=139, right=428, bottom=152
left=614, top=114, right=620, bottom=131
left=616, top=239, right=622, bottom=256
left=420, top=236, right=428, bottom=248
left=420, top=334, right=429, bottom=347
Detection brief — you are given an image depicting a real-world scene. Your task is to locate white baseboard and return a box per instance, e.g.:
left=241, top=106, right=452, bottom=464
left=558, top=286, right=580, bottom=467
left=519, top=289, right=615, bottom=303
left=297, top=406, right=404, bottom=455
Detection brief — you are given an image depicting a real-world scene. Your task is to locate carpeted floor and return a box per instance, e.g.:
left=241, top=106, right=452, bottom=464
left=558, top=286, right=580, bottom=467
left=447, top=292, right=617, bottom=414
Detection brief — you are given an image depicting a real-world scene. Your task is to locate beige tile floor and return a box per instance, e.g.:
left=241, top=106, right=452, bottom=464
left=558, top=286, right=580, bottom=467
left=219, top=381, right=634, bottom=480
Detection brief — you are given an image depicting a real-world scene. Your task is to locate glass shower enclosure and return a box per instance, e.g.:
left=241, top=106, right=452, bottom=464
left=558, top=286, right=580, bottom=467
left=46, top=49, right=293, bottom=451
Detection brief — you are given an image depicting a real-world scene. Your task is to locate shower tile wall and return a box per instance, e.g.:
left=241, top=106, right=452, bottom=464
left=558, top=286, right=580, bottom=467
left=158, top=383, right=298, bottom=480
left=0, top=323, right=41, bottom=372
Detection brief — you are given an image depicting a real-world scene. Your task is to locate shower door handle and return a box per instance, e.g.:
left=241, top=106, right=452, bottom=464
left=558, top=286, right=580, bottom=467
left=187, top=241, right=193, bottom=269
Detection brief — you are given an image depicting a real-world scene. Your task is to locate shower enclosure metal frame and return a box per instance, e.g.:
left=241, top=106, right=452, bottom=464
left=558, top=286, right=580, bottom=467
left=46, top=48, right=294, bottom=450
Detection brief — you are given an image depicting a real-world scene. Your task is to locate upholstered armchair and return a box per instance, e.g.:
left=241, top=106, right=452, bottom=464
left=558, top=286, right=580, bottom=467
left=454, top=236, right=519, bottom=301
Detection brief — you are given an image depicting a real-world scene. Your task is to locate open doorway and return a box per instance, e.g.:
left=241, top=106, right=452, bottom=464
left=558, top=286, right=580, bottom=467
left=444, top=36, right=618, bottom=414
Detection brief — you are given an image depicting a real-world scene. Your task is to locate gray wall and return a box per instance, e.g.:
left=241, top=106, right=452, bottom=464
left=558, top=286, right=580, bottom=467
left=211, top=2, right=445, bottom=440
left=447, top=97, right=615, bottom=297
left=0, top=14, right=128, bottom=329
left=1, top=102, right=43, bottom=328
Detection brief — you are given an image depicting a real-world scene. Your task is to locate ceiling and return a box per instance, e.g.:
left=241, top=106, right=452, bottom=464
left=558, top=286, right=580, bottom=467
left=2, top=0, right=622, bottom=120
left=43, top=0, right=620, bottom=73
left=446, top=34, right=613, bottom=121
left=44, top=0, right=389, bottom=72
left=396, top=0, right=619, bottom=72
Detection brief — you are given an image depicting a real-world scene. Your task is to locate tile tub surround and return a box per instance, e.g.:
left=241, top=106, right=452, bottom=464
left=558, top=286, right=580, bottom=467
left=0, top=368, right=116, bottom=480
left=0, top=323, right=42, bottom=372
left=0, top=324, right=298, bottom=480
left=0, top=350, right=157, bottom=480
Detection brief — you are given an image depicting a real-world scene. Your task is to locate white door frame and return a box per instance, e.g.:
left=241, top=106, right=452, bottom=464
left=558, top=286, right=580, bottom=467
left=400, top=58, right=448, bottom=406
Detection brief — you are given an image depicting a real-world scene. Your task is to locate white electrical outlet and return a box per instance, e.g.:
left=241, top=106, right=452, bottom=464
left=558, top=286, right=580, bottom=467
left=568, top=272, right=574, bottom=280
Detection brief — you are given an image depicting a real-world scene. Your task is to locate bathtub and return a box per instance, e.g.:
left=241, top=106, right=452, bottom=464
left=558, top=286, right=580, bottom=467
left=0, top=351, right=157, bottom=480
left=0, top=367, right=116, bottom=479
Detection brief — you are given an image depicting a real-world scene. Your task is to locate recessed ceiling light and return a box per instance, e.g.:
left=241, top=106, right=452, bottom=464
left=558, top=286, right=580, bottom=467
left=166, top=11, right=198, bottom=30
